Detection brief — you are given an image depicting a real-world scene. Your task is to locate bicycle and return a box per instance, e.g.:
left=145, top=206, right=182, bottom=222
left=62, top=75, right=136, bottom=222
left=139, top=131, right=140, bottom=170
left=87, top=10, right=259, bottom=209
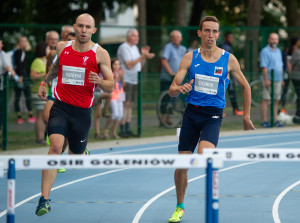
left=249, top=76, right=296, bottom=107
left=156, top=90, right=186, bottom=128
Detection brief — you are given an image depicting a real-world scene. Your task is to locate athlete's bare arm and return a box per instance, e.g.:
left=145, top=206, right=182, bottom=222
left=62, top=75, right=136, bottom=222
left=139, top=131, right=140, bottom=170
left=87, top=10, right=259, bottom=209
left=89, top=46, right=114, bottom=93
left=38, top=41, right=68, bottom=100
left=169, top=52, right=194, bottom=97
left=228, top=54, right=255, bottom=130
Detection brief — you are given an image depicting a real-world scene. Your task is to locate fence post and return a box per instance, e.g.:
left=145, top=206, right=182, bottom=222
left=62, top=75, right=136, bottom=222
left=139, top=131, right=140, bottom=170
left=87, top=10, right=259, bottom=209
left=137, top=71, right=142, bottom=137
left=270, top=70, right=274, bottom=127
left=2, top=73, right=8, bottom=150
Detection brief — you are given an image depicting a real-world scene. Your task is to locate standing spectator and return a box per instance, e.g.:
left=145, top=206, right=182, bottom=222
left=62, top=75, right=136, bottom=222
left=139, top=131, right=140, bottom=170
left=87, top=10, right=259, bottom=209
left=160, top=30, right=186, bottom=125
left=30, top=42, right=49, bottom=144
left=288, top=38, right=300, bottom=120
left=0, top=37, right=16, bottom=133
left=187, top=39, right=199, bottom=52
left=260, top=33, right=284, bottom=127
left=13, top=36, right=35, bottom=124
left=45, top=31, right=59, bottom=50
left=60, top=25, right=73, bottom=41
left=117, top=29, right=155, bottom=137
left=101, top=58, right=124, bottom=139
left=219, top=32, right=244, bottom=116
left=282, top=37, right=300, bottom=114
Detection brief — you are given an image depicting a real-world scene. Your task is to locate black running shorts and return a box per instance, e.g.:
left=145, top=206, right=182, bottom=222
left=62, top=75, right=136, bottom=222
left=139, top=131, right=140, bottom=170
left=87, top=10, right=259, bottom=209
left=178, top=103, right=223, bottom=152
left=48, top=100, right=92, bottom=154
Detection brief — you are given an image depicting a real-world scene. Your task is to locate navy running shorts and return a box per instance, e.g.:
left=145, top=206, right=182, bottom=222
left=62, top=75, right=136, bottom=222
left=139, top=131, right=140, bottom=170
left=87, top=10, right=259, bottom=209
left=48, top=100, right=92, bottom=154
left=178, top=103, right=223, bottom=152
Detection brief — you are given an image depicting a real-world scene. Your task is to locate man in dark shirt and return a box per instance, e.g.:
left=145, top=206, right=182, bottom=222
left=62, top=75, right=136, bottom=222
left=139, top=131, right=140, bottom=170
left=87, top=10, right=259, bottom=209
left=219, top=32, right=244, bottom=116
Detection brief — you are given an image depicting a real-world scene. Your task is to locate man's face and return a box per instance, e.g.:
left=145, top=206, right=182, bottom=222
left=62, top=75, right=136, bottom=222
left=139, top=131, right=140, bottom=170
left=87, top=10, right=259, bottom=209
left=74, top=16, right=97, bottom=44
left=46, top=32, right=59, bottom=50
left=226, top=34, right=234, bottom=45
left=268, top=33, right=279, bottom=49
left=19, top=37, right=28, bottom=50
left=127, top=31, right=139, bottom=45
left=171, top=31, right=182, bottom=47
left=61, top=27, right=74, bottom=41
left=197, top=21, right=220, bottom=48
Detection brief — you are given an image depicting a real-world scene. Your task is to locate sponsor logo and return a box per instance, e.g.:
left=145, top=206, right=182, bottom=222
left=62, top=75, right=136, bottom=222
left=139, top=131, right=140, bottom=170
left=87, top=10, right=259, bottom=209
left=226, top=152, right=232, bottom=159
left=23, top=159, right=30, bottom=167
left=64, top=51, right=69, bottom=54
left=80, top=138, right=87, bottom=143
left=212, top=116, right=219, bottom=119
left=213, top=171, right=219, bottom=199
left=190, top=158, right=199, bottom=166
left=194, top=64, right=200, bottom=67
left=246, top=152, right=300, bottom=159
left=214, top=67, right=223, bottom=76
left=82, top=56, right=89, bottom=65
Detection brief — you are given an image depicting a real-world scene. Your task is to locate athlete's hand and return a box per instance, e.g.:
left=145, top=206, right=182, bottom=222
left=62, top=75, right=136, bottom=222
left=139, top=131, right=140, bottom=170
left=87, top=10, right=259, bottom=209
left=88, top=71, right=102, bottom=85
left=178, top=79, right=194, bottom=94
left=38, top=83, right=47, bottom=101
left=243, top=117, right=256, bottom=130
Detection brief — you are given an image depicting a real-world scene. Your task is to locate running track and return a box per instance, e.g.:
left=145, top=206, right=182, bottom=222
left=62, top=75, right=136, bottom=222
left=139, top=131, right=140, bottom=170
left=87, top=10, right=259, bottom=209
left=1, top=130, right=300, bottom=223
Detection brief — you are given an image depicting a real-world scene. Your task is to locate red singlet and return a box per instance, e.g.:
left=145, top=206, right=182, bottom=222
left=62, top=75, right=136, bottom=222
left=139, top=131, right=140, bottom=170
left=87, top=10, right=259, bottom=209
left=54, top=40, right=100, bottom=108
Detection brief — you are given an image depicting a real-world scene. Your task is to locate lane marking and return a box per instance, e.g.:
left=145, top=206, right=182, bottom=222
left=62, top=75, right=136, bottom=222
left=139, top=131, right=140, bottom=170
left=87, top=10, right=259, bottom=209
left=132, top=161, right=259, bottom=223
left=0, top=168, right=127, bottom=218
left=272, top=180, right=300, bottom=223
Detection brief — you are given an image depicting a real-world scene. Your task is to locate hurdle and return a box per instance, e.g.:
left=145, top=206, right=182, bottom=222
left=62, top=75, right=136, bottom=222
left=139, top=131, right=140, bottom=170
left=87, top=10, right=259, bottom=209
left=0, top=154, right=223, bottom=223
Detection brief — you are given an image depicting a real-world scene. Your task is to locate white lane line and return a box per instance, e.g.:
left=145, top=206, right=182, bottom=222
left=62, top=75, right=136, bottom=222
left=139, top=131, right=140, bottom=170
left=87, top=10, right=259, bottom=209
left=132, top=161, right=259, bottom=223
left=0, top=168, right=127, bottom=218
left=220, top=132, right=300, bottom=143
left=272, top=180, right=300, bottom=223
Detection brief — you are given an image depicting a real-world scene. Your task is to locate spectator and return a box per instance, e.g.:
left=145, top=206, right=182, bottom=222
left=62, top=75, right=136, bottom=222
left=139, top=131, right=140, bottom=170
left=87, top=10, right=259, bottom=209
left=60, top=25, right=73, bottom=41
left=260, top=33, right=284, bottom=127
left=117, top=29, right=155, bottom=137
left=288, top=37, right=300, bottom=120
left=282, top=37, right=300, bottom=114
left=219, top=32, right=244, bottom=116
left=101, top=58, right=125, bottom=139
left=30, top=42, right=49, bottom=144
left=45, top=31, right=59, bottom=50
left=0, top=37, right=16, bottom=133
left=160, top=30, right=187, bottom=125
left=13, top=36, right=35, bottom=124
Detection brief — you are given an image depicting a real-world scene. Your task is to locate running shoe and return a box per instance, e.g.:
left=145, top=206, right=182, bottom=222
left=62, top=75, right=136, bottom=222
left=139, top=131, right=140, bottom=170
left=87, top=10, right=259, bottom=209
left=261, top=121, right=271, bottom=128
left=27, top=116, right=36, bottom=123
left=169, top=207, right=185, bottom=222
left=35, top=196, right=51, bottom=216
left=274, top=120, right=284, bottom=127
left=234, top=109, right=244, bottom=116
left=85, top=148, right=90, bottom=155
left=17, top=118, right=24, bottom=124
left=46, top=135, right=50, bottom=146
left=57, top=168, right=66, bottom=173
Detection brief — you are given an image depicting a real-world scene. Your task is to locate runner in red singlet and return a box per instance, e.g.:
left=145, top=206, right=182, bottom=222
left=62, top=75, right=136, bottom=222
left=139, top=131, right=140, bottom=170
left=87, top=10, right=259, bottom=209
left=35, top=13, right=114, bottom=216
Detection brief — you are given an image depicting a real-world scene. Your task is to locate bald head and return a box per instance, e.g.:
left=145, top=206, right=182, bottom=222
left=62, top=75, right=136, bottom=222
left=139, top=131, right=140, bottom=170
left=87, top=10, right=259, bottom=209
left=170, top=30, right=182, bottom=47
left=46, top=31, right=59, bottom=50
left=61, top=25, right=73, bottom=41
left=76, top=13, right=95, bottom=27
left=73, top=13, right=97, bottom=44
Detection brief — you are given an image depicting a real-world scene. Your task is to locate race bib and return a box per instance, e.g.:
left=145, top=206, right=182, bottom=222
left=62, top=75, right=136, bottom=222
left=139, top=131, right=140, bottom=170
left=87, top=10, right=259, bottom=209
left=194, top=74, right=219, bottom=95
left=62, top=65, right=85, bottom=86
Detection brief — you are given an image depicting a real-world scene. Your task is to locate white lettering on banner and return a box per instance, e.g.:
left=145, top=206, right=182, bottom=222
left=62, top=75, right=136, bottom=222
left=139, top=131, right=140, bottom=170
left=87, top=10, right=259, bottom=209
left=7, top=180, right=15, bottom=214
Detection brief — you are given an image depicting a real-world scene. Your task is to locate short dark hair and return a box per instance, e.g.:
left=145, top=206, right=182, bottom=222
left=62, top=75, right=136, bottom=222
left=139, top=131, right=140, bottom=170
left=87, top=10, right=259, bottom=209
left=199, top=16, right=219, bottom=31
left=225, top=32, right=233, bottom=37
left=35, top=41, right=48, bottom=58
left=111, top=57, right=119, bottom=68
left=66, top=32, right=75, bottom=38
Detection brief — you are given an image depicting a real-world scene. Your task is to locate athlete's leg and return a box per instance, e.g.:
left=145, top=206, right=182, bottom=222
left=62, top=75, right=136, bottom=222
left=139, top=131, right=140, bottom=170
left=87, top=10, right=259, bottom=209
left=41, top=134, right=65, bottom=199
left=42, top=100, right=54, bottom=124
left=197, top=140, right=216, bottom=154
left=94, top=103, right=101, bottom=137
left=174, top=151, right=192, bottom=204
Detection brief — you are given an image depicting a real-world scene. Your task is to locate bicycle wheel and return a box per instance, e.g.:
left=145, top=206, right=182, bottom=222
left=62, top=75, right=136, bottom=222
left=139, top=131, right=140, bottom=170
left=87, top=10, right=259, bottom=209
left=249, top=78, right=263, bottom=107
left=156, top=90, right=185, bottom=128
